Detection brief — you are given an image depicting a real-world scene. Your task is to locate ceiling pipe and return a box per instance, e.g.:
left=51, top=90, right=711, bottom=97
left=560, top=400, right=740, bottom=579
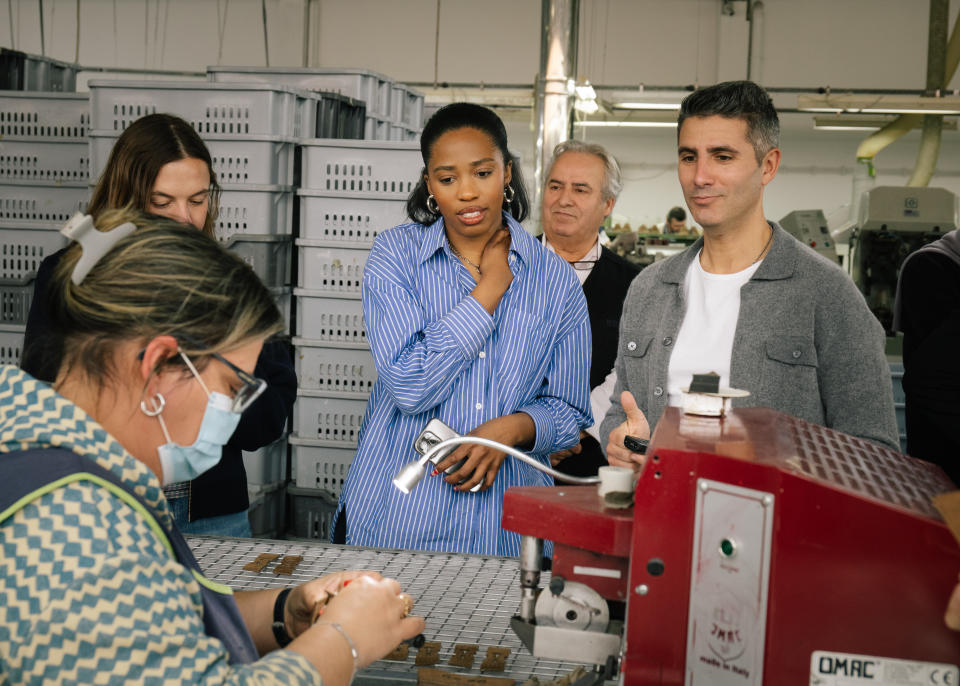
left=907, top=0, right=949, bottom=187
left=856, top=1, right=958, bottom=175
left=533, top=0, right=578, bottom=228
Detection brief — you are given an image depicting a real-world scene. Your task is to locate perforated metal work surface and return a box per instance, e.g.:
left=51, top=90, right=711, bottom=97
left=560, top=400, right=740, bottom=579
left=188, top=537, right=588, bottom=683
left=785, top=414, right=953, bottom=519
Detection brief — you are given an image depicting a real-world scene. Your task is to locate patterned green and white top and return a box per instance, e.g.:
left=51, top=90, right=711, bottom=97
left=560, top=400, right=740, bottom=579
left=0, top=365, right=321, bottom=684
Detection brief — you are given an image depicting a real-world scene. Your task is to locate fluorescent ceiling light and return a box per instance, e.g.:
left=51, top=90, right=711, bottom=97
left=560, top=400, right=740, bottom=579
left=574, top=98, right=600, bottom=114
left=798, top=93, right=960, bottom=115
left=575, top=82, right=597, bottom=101
left=813, top=115, right=958, bottom=131
left=614, top=102, right=681, bottom=110
left=575, top=120, right=678, bottom=128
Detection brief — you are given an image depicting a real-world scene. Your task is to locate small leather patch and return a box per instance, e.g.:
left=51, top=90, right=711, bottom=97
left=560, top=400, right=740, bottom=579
left=242, top=553, right=279, bottom=573
left=415, top=641, right=442, bottom=666
left=448, top=644, right=479, bottom=669
left=480, top=647, right=511, bottom=672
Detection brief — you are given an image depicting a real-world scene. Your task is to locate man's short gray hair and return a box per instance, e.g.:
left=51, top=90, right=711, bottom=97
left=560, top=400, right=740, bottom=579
left=547, top=140, right=623, bottom=202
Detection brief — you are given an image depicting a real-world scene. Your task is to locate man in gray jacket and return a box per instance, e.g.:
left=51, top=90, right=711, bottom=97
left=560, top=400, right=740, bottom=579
left=601, top=80, right=899, bottom=467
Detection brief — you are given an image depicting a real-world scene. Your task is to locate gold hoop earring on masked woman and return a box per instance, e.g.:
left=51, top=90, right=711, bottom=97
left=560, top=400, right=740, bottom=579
left=426, top=194, right=439, bottom=214
left=503, top=185, right=515, bottom=209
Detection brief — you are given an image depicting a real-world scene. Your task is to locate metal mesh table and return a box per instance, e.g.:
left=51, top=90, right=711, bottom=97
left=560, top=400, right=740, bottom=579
left=188, top=536, right=589, bottom=683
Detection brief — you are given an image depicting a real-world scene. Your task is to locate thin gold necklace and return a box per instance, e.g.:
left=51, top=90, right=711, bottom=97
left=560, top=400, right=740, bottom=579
left=449, top=240, right=482, bottom=275
left=753, top=226, right=774, bottom=264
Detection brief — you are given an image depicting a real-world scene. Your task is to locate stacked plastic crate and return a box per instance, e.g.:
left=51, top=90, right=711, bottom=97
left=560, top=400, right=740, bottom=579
left=206, top=66, right=425, bottom=141
left=0, top=90, right=89, bottom=365
left=289, top=138, right=422, bottom=539
left=86, top=79, right=315, bottom=537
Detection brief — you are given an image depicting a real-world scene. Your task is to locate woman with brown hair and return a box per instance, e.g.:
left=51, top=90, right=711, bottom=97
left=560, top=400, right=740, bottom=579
left=20, top=113, right=296, bottom=538
left=0, top=209, right=422, bottom=684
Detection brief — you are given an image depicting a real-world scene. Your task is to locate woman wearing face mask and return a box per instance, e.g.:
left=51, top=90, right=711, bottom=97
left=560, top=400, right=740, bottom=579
left=333, top=103, right=592, bottom=556
left=20, top=113, right=296, bottom=538
left=0, top=210, right=423, bottom=685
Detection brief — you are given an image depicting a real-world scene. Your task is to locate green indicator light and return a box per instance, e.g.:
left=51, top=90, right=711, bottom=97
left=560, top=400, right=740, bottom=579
left=720, top=538, right=736, bottom=557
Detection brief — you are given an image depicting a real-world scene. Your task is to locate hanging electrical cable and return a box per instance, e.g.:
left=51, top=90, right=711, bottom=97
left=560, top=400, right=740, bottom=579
left=75, top=0, right=80, bottom=63
left=152, top=0, right=160, bottom=68
left=261, top=0, right=270, bottom=67
left=112, top=0, right=118, bottom=66
left=160, top=0, right=170, bottom=67
left=7, top=0, right=15, bottom=50
left=216, top=0, right=230, bottom=65
left=143, top=0, right=149, bottom=69
left=39, top=0, right=45, bottom=56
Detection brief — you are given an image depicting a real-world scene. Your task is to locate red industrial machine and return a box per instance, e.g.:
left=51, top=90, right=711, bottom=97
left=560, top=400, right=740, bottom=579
left=503, top=407, right=960, bottom=685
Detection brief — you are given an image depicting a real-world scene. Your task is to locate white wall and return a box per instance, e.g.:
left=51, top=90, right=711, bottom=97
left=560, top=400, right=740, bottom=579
left=5, top=0, right=959, bottom=230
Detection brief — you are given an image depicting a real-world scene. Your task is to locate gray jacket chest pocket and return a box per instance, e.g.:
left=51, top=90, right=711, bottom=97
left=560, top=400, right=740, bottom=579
left=764, top=336, right=818, bottom=368
left=622, top=334, right=654, bottom=359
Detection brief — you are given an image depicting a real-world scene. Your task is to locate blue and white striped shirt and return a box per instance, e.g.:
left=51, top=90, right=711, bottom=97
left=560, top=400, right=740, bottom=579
left=336, top=213, right=592, bottom=556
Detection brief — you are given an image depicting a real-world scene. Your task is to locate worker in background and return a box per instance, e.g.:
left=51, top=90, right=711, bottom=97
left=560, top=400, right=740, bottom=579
left=334, top=103, right=592, bottom=556
left=0, top=210, right=423, bottom=685
left=662, top=206, right=688, bottom=234
left=539, top=141, right=640, bottom=476
left=601, top=80, right=899, bottom=468
left=893, top=229, right=960, bottom=485
left=20, top=114, right=297, bottom=538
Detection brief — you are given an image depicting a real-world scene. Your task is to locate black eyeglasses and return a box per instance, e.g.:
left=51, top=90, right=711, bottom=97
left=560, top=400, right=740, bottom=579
left=141, top=335, right=267, bottom=414
left=568, top=259, right=598, bottom=271
left=200, top=351, right=267, bottom=414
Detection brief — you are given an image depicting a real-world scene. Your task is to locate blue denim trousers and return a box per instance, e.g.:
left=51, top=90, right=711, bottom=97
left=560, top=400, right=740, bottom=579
left=167, top=495, right=252, bottom=537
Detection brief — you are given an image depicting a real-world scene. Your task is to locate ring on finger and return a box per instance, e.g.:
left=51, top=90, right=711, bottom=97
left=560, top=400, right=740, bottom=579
left=398, top=593, right=413, bottom=618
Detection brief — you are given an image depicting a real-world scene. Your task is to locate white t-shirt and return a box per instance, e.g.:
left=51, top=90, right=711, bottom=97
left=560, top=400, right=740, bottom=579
left=667, top=251, right=761, bottom=406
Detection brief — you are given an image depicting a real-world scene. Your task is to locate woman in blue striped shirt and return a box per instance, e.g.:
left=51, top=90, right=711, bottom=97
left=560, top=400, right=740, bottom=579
left=335, top=103, right=593, bottom=556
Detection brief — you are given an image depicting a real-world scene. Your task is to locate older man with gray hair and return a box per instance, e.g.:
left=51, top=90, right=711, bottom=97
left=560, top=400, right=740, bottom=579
left=540, top=140, right=641, bottom=476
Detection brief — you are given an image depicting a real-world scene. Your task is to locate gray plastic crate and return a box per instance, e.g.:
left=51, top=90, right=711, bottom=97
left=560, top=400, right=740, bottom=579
left=402, top=86, right=425, bottom=129
left=0, top=324, right=24, bottom=365
left=208, top=66, right=395, bottom=118
left=0, top=182, right=88, bottom=225
left=364, top=115, right=390, bottom=141
left=224, top=234, right=292, bottom=288
left=273, top=286, right=292, bottom=333
left=293, top=340, right=375, bottom=395
left=296, top=241, right=367, bottom=293
left=0, top=50, right=78, bottom=92
left=247, top=480, right=286, bottom=538
left=215, top=184, right=293, bottom=241
left=0, top=283, right=31, bottom=325
left=298, top=191, right=406, bottom=246
left=388, top=123, right=407, bottom=142
left=290, top=437, right=355, bottom=495
left=89, top=131, right=296, bottom=186
left=0, top=91, right=88, bottom=139
left=287, top=484, right=339, bottom=539
left=243, top=435, right=288, bottom=486
left=88, top=80, right=312, bottom=138
left=0, top=138, right=89, bottom=183
left=294, top=290, right=365, bottom=343
left=299, top=139, right=420, bottom=196
left=315, top=91, right=366, bottom=139
left=293, top=391, right=367, bottom=444
left=389, top=83, right=405, bottom=123
left=0, top=227, right=69, bottom=281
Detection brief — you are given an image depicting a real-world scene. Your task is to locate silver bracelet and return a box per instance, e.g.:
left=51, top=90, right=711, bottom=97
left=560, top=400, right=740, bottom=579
left=316, top=621, right=359, bottom=683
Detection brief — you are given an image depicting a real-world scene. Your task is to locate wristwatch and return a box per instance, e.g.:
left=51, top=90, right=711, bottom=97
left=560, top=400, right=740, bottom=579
left=272, top=587, right=293, bottom=647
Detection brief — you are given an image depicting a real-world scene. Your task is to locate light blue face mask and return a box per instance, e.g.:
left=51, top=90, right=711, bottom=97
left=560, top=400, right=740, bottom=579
left=141, top=351, right=242, bottom=486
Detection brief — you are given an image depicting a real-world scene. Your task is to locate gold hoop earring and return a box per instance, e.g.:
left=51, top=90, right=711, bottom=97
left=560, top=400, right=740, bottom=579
left=503, top=185, right=515, bottom=207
